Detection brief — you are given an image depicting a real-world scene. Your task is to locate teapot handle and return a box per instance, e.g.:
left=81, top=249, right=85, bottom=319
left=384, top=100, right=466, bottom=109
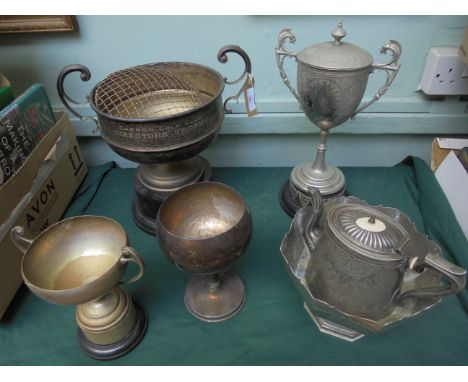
left=275, top=28, right=299, bottom=101
left=283, top=188, right=323, bottom=262
left=217, top=45, right=252, bottom=114
left=301, top=187, right=324, bottom=249
left=351, top=40, right=402, bottom=117
left=398, top=252, right=466, bottom=301
left=57, top=64, right=99, bottom=131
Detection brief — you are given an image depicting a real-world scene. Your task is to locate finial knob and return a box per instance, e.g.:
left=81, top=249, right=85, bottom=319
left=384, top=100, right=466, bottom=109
left=331, top=20, right=347, bottom=45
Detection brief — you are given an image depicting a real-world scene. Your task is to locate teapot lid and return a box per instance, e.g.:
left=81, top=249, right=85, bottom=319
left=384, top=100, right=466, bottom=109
left=296, top=21, right=373, bottom=71
left=328, top=203, right=411, bottom=262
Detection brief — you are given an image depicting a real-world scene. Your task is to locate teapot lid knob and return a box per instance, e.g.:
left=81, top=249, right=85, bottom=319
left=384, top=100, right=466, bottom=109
left=331, top=19, right=347, bottom=45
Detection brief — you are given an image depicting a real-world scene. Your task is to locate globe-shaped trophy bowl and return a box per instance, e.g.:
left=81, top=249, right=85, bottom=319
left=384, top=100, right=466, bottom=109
left=157, top=182, right=253, bottom=322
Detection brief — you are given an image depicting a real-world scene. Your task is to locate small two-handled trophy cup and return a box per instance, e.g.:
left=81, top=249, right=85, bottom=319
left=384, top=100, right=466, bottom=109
left=11, top=216, right=147, bottom=360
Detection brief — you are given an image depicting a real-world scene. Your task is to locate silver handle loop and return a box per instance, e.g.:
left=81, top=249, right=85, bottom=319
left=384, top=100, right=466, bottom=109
left=217, top=45, right=253, bottom=114
left=119, top=246, right=145, bottom=285
left=10, top=226, right=34, bottom=255
left=352, top=40, right=402, bottom=117
left=57, top=64, right=99, bottom=131
left=275, top=28, right=299, bottom=101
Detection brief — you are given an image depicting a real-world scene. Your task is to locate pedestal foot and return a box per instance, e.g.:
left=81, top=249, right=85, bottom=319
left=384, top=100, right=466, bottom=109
left=184, top=271, right=246, bottom=323
left=78, top=302, right=148, bottom=361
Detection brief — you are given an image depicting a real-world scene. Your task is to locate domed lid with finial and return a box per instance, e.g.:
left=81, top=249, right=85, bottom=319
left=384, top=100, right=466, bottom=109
left=296, top=20, right=373, bottom=71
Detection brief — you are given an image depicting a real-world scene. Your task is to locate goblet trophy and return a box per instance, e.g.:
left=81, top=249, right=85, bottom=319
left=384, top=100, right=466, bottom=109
left=11, top=216, right=147, bottom=360
left=275, top=21, right=402, bottom=216
left=156, top=182, right=253, bottom=322
left=57, top=45, right=252, bottom=234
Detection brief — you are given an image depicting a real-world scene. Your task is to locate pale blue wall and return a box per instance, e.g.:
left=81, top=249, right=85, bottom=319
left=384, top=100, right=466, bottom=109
left=0, top=15, right=467, bottom=167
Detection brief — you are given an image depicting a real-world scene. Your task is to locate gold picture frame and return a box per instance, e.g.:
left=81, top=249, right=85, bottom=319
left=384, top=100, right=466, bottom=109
left=0, top=16, right=78, bottom=34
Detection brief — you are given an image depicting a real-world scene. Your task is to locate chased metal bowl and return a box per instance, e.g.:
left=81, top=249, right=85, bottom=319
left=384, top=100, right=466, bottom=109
left=156, top=182, right=252, bottom=274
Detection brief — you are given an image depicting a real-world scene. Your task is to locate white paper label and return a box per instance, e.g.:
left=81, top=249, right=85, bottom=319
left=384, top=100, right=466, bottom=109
left=246, top=87, right=256, bottom=112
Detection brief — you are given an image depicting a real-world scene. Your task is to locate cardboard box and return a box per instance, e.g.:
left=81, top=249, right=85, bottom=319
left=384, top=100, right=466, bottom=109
left=431, top=138, right=468, bottom=172
left=0, top=112, right=87, bottom=318
left=435, top=150, right=468, bottom=240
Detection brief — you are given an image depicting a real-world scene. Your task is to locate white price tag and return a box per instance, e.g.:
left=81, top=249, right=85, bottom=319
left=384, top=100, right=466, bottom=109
left=246, top=87, right=256, bottom=112
left=242, top=73, right=257, bottom=117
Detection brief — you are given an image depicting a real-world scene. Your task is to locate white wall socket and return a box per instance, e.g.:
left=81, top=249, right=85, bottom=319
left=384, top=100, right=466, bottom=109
left=419, top=47, right=468, bottom=95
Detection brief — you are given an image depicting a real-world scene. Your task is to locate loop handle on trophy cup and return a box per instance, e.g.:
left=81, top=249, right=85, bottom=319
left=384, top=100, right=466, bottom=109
left=119, top=246, right=146, bottom=285
left=398, top=252, right=466, bottom=302
left=10, top=226, right=34, bottom=255
left=217, top=45, right=253, bottom=113
left=352, top=40, right=402, bottom=118
left=57, top=64, right=99, bottom=131
left=275, top=28, right=299, bottom=100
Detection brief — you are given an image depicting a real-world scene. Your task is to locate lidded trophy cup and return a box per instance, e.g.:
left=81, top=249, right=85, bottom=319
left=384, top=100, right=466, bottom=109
left=275, top=21, right=402, bottom=216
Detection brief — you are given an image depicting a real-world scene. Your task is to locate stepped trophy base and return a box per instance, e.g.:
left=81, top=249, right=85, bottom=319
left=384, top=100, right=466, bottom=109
left=133, top=156, right=212, bottom=234
left=78, top=302, right=148, bottom=361
left=76, top=288, right=148, bottom=361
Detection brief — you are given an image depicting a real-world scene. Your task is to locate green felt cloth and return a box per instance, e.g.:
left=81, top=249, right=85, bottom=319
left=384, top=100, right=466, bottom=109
left=1, top=157, right=467, bottom=365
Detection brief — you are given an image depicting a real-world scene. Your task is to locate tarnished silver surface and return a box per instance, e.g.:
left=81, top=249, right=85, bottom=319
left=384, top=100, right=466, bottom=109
left=296, top=21, right=373, bottom=71
left=57, top=46, right=253, bottom=234
left=137, top=157, right=206, bottom=193
left=10, top=217, right=147, bottom=357
left=280, top=193, right=467, bottom=341
left=156, top=182, right=253, bottom=322
left=289, top=131, right=346, bottom=196
left=275, top=21, right=402, bottom=210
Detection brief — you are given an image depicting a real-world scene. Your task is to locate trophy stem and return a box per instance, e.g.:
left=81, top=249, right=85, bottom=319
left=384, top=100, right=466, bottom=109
left=184, top=271, right=246, bottom=322
left=133, top=156, right=212, bottom=234
left=310, top=130, right=329, bottom=173
left=207, top=273, right=221, bottom=292
left=281, top=128, right=345, bottom=217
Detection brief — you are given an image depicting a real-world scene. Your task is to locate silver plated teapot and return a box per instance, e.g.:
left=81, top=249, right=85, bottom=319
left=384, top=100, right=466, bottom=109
left=280, top=189, right=466, bottom=341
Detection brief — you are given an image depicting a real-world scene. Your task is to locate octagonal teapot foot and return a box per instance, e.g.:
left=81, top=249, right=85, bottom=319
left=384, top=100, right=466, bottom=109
left=304, top=303, right=364, bottom=342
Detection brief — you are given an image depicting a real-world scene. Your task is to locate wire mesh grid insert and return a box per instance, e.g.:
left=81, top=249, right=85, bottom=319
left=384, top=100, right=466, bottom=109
left=93, top=64, right=211, bottom=119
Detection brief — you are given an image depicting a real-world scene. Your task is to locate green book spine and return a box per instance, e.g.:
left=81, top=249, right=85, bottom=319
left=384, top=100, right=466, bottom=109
left=0, top=83, right=56, bottom=185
